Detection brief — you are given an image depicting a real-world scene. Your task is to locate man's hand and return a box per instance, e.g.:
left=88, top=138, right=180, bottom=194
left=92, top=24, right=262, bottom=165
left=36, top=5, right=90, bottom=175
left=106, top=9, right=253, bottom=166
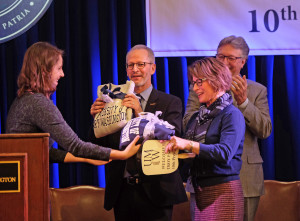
left=231, top=75, right=248, bottom=105
left=90, top=98, right=105, bottom=118
left=122, top=94, right=143, bottom=117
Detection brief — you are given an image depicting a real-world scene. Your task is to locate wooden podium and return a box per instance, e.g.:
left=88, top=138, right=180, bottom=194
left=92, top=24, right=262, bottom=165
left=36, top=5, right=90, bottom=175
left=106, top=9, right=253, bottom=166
left=0, top=133, right=50, bottom=221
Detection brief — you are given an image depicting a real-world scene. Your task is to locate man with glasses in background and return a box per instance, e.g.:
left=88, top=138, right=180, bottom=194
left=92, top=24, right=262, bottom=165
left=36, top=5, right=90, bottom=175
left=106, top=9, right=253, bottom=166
left=183, top=35, right=272, bottom=221
left=89, top=44, right=187, bottom=221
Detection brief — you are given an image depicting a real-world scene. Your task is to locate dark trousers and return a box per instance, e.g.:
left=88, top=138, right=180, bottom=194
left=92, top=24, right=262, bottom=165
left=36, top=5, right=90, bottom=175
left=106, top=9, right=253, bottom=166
left=114, top=180, right=173, bottom=221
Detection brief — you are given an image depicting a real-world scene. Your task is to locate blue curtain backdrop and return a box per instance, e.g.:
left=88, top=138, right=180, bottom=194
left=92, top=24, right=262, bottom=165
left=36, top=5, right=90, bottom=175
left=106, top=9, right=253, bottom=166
left=0, top=0, right=299, bottom=188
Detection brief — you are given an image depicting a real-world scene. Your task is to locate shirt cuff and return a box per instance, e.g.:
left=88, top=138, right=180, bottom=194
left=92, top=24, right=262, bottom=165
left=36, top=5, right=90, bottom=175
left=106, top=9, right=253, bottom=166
left=238, top=98, right=249, bottom=109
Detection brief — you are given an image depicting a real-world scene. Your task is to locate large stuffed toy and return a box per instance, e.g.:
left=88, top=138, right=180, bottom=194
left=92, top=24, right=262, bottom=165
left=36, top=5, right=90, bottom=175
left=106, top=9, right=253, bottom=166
left=93, top=80, right=135, bottom=138
left=119, top=111, right=175, bottom=150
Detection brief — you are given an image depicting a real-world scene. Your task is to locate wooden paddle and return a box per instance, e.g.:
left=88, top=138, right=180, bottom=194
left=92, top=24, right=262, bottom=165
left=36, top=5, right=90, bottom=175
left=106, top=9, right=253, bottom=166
left=141, top=140, right=195, bottom=175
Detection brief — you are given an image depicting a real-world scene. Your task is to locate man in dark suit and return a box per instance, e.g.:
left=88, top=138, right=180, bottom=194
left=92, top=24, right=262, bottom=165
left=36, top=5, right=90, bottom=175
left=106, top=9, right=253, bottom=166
left=90, top=45, right=187, bottom=221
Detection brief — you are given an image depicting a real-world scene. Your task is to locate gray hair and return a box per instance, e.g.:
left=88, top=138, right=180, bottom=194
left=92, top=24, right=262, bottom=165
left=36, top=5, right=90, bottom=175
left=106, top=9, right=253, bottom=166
left=217, top=35, right=250, bottom=59
left=126, top=44, right=155, bottom=63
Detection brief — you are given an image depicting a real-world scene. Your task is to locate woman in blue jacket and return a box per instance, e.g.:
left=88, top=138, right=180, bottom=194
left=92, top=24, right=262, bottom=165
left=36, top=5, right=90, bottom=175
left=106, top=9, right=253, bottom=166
left=166, top=57, right=245, bottom=221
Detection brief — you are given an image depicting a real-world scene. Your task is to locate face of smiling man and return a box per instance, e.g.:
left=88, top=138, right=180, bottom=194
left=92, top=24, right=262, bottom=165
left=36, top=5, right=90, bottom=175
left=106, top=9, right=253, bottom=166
left=126, top=48, right=156, bottom=93
left=217, top=44, right=247, bottom=77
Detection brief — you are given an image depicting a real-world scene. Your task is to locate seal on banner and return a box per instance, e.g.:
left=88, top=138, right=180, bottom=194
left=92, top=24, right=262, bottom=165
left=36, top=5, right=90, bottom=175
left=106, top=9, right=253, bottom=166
left=0, top=0, right=53, bottom=43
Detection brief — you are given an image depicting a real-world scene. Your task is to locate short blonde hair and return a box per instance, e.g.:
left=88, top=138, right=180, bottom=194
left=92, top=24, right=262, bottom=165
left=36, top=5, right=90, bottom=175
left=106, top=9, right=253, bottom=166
left=188, top=57, right=232, bottom=92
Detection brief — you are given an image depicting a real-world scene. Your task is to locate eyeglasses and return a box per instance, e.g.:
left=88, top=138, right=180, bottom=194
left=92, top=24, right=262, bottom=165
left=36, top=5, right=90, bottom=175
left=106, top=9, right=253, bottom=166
left=191, top=78, right=207, bottom=87
left=126, top=62, right=152, bottom=70
left=216, top=54, right=242, bottom=62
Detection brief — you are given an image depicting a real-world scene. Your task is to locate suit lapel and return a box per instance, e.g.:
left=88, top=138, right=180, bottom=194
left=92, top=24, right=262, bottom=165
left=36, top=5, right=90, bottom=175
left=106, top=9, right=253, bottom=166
left=231, top=91, right=238, bottom=107
left=145, top=88, right=159, bottom=113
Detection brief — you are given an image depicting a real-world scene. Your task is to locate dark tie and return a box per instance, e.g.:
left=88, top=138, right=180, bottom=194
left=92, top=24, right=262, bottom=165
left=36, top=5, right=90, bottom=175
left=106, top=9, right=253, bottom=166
left=126, top=155, right=138, bottom=176
left=136, top=93, right=143, bottom=110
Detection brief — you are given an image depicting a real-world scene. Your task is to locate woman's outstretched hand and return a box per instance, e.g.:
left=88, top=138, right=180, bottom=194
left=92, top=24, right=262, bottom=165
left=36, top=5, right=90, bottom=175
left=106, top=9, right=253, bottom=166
left=110, top=135, right=141, bottom=160
left=122, top=135, right=141, bottom=159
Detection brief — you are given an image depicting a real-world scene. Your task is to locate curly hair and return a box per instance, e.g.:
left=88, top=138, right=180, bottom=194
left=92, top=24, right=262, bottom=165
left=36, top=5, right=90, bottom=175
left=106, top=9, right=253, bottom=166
left=188, top=57, right=232, bottom=92
left=17, top=42, right=64, bottom=97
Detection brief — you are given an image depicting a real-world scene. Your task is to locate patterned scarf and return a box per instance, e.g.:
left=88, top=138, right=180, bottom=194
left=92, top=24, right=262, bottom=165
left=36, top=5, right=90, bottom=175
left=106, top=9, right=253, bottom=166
left=184, top=92, right=233, bottom=187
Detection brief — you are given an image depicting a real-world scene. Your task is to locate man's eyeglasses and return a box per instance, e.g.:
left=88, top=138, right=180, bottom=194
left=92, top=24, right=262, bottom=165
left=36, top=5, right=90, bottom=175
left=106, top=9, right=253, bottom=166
left=191, top=78, right=207, bottom=87
left=216, top=54, right=242, bottom=62
left=126, top=62, right=152, bottom=70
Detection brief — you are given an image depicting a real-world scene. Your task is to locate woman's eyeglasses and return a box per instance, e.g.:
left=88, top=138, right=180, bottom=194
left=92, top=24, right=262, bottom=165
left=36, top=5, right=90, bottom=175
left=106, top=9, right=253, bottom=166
left=191, top=78, right=207, bottom=87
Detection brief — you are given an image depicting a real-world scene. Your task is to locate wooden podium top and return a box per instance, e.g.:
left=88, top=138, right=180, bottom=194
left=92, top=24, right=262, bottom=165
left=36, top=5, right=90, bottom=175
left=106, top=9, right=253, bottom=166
left=0, top=133, right=50, bottom=139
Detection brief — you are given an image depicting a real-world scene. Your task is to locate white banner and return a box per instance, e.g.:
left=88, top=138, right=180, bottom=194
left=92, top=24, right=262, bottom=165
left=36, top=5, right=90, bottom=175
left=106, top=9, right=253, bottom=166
left=146, top=0, right=300, bottom=56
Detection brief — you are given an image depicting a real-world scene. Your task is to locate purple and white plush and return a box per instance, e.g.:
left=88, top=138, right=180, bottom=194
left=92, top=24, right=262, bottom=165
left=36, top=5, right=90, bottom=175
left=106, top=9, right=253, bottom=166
left=119, top=111, right=175, bottom=150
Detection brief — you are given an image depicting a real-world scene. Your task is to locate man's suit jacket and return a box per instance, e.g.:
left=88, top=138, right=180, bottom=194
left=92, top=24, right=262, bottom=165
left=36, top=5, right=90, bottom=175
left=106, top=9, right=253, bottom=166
left=183, top=79, right=272, bottom=197
left=90, top=88, right=187, bottom=210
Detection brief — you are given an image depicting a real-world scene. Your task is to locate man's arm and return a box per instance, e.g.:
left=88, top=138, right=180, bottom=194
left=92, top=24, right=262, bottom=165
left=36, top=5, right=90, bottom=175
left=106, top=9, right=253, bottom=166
left=239, top=82, right=272, bottom=139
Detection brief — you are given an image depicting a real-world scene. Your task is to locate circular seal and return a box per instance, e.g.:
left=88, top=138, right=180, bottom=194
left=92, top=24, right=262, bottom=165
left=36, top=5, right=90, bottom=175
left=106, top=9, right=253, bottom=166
left=0, top=0, right=53, bottom=43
